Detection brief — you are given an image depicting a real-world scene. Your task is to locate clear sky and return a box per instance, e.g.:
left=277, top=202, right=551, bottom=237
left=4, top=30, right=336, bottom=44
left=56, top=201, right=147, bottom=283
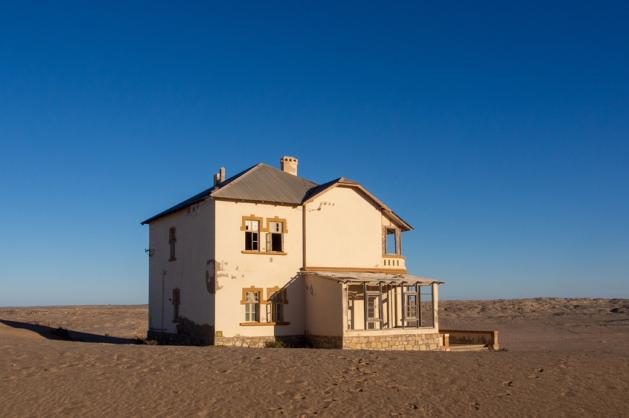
left=1, top=1, right=628, bottom=306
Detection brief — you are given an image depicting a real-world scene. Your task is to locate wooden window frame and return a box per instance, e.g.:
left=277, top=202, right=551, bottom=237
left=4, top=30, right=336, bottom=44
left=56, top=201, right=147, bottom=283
left=266, top=217, right=287, bottom=254
left=241, top=286, right=264, bottom=323
left=241, top=215, right=264, bottom=253
left=382, top=226, right=402, bottom=256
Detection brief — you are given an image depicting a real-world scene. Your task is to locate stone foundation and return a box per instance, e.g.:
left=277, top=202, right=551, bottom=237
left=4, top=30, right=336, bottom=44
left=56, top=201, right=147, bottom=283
left=342, top=333, right=443, bottom=351
left=215, top=335, right=306, bottom=348
left=214, top=333, right=443, bottom=351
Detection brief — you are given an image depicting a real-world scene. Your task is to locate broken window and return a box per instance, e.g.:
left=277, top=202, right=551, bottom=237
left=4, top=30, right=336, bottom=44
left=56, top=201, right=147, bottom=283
left=244, top=220, right=260, bottom=251
left=172, top=288, right=180, bottom=321
left=169, top=227, right=177, bottom=261
left=384, top=228, right=400, bottom=255
left=244, top=290, right=261, bottom=322
left=267, top=221, right=284, bottom=252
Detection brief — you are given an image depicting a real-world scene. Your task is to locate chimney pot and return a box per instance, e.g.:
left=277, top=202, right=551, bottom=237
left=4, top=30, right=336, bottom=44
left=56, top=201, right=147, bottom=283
left=280, top=156, right=298, bottom=176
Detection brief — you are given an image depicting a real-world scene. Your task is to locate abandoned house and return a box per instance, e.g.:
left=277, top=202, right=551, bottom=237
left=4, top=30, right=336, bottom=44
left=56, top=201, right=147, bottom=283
left=141, top=156, right=444, bottom=350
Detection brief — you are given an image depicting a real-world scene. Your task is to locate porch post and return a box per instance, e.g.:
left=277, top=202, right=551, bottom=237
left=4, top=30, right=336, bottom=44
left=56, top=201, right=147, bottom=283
left=416, top=284, right=421, bottom=328
left=401, top=282, right=406, bottom=329
left=432, top=283, right=439, bottom=330
left=342, top=282, right=348, bottom=331
left=378, top=282, right=384, bottom=330
left=363, top=282, right=368, bottom=331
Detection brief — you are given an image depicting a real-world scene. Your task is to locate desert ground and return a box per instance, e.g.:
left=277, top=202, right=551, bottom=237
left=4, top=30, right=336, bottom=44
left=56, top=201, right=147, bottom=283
left=1, top=298, right=628, bottom=417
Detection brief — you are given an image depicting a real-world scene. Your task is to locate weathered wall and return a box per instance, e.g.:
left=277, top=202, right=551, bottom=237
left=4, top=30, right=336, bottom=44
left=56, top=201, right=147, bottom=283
left=213, top=199, right=305, bottom=338
left=304, top=186, right=406, bottom=270
left=305, top=275, right=344, bottom=337
left=147, top=199, right=215, bottom=340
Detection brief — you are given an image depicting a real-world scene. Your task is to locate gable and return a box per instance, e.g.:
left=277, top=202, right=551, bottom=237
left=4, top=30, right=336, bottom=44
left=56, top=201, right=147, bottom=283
left=302, top=179, right=412, bottom=231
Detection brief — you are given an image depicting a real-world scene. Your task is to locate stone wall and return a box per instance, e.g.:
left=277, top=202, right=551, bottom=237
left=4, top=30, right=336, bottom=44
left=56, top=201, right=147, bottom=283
left=215, top=335, right=306, bottom=348
left=342, top=333, right=443, bottom=351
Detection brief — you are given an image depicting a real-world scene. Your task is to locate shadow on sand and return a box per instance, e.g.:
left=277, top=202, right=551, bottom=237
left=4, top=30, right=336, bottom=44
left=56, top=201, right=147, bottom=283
left=0, top=319, right=142, bottom=345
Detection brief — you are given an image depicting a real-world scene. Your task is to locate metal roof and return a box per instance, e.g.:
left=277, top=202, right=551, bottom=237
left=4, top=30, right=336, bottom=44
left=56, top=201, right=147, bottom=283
left=211, top=163, right=317, bottom=204
left=304, top=271, right=443, bottom=285
left=141, top=163, right=317, bottom=224
left=141, top=163, right=412, bottom=228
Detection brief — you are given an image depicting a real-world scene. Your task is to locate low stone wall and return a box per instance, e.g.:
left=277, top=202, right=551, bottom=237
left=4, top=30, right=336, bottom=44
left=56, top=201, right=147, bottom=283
left=159, top=331, right=444, bottom=351
left=215, top=335, right=306, bottom=348
left=341, top=333, right=443, bottom=351
left=440, top=329, right=499, bottom=350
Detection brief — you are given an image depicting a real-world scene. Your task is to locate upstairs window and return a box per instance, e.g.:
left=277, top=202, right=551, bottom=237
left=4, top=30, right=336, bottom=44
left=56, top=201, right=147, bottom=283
left=169, top=227, right=177, bottom=261
left=267, top=221, right=284, bottom=252
left=244, top=220, right=260, bottom=251
left=384, top=227, right=401, bottom=255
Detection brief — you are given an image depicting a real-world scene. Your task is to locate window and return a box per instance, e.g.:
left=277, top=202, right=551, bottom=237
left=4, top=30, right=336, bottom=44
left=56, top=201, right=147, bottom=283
left=266, top=287, right=288, bottom=323
left=243, top=289, right=261, bottom=322
left=268, top=302, right=284, bottom=322
left=384, top=227, right=401, bottom=255
left=169, top=227, right=177, bottom=261
left=268, top=221, right=284, bottom=252
left=172, top=288, right=180, bottom=321
left=244, top=220, right=260, bottom=251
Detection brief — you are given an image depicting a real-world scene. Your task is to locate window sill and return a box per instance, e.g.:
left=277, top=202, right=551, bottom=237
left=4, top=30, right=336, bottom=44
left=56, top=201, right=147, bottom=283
left=239, top=322, right=290, bottom=327
left=241, top=250, right=287, bottom=256
left=383, top=254, right=405, bottom=259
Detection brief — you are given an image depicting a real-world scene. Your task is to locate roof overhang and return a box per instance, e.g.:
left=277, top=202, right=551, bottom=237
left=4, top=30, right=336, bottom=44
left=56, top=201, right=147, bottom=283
left=303, top=271, right=443, bottom=286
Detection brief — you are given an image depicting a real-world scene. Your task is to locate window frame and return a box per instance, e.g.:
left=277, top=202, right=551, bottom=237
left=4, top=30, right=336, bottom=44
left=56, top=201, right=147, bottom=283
left=240, top=286, right=264, bottom=322
left=266, top=217, right=287, bottom=254
left=383, top=226, right=402, bottom=256
left=241, top=215, right=264, bottom=252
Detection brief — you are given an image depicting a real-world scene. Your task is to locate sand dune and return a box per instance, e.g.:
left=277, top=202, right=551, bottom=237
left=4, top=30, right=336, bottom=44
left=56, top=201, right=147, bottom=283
left=1, top=298, right=628, bottom=417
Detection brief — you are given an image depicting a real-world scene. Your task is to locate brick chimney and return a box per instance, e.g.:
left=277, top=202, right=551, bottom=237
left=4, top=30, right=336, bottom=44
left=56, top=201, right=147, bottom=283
left=214, top=167, right=226, bottom=186
left=280, top=156, right=298, bottom=176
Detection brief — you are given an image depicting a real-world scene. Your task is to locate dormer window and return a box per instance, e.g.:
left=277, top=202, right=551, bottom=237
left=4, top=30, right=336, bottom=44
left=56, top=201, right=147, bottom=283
left=384, top=227, right=401, bottom=255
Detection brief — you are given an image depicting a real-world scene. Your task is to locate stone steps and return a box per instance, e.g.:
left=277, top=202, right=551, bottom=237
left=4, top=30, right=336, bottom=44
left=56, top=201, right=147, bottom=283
left=446, top=344, right=489, bottom=352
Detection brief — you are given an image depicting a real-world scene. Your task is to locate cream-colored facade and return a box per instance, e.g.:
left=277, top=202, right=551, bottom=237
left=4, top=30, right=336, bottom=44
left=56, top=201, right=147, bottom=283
left=143, top=157, right=443, bottom=350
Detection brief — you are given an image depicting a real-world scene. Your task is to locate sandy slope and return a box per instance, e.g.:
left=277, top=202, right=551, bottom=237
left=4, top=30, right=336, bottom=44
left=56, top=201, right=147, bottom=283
left=1, top=299, right=628, bottom=417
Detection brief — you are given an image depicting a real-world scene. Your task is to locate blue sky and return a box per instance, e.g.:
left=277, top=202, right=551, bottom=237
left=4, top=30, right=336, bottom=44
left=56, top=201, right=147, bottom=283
left=1, top=1, right=628, bottom=305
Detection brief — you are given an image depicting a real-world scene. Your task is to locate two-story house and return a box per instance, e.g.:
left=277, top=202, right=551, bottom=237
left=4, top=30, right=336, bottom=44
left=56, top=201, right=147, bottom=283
left=141, top=156, right=444, bottom=350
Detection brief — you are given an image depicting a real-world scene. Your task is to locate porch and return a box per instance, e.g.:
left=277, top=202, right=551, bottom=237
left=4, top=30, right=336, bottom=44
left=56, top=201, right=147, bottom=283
left=304, top=271, right=444, bottom=351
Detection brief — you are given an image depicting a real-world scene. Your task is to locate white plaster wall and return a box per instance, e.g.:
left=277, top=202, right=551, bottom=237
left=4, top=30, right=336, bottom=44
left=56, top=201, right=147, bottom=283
left=304, top=186, right=406, bottom=270
left=305, top=276, right=343, bottom=336
left=213, top=199, right=304, bottom=338
left=147, top=199, right=214, bottom=333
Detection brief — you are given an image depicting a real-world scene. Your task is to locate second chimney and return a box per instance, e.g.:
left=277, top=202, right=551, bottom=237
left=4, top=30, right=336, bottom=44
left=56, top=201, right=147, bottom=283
left=214, top=167, right=226, bottom=186
left=280, top=156, right=298, bottom=176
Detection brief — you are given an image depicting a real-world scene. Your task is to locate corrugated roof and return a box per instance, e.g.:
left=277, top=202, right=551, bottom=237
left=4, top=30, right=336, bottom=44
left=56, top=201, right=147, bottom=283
left=141, top=162, right=412, bottom=229
left=141, top=163, right=318, bottom=224
left=305, top=271, right=443, bottom=285
left=211, top=163, right=317, bottom=204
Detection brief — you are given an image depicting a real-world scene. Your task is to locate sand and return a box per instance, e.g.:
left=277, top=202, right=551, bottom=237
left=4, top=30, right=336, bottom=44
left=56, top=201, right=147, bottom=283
left=1, top=298, right=628, bottom=417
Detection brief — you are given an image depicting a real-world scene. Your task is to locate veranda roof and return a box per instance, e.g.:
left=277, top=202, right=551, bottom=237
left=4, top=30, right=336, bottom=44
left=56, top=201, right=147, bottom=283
left=303, top=271, right=443, bottom=285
